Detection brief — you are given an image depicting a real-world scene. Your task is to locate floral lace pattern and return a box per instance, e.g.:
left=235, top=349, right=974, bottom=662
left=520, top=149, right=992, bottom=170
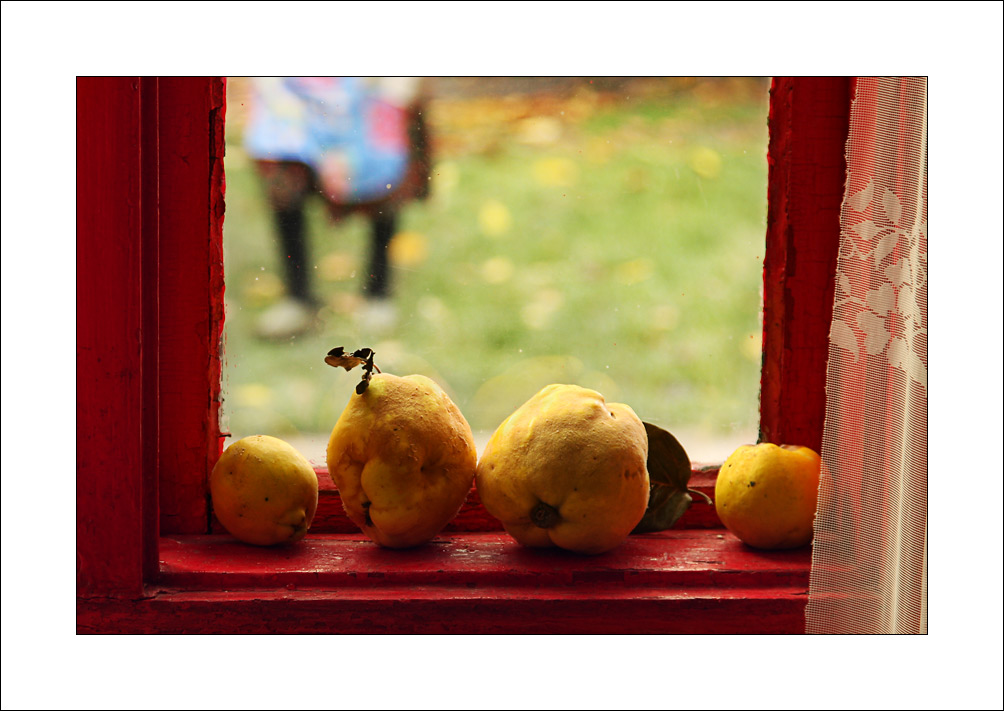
left=829, top=178, right=928, bottom=388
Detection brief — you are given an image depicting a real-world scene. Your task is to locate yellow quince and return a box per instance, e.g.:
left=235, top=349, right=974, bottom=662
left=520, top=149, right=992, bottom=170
left=210, top=435, right=319, bottom=546
left=475, top=384, right=650, bottom=554
left=714, top=443, right=821, bottom=549
left=326, top=372, right=477, bottom=548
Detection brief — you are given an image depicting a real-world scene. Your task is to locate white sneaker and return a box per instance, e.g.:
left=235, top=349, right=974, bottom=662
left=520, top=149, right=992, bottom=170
left=255, top=297, right=317, bottom=341
left=356, top=298, right=398, bottom=335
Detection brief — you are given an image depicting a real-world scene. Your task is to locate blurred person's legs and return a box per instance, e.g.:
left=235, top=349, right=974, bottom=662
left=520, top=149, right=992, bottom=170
left=358, top=211, right=399, bottom=332
left=255, top=161, right=319, bottom=340
left=275, top=205, right=311, bottom=303
left=363, top=211, right=396, bottom=299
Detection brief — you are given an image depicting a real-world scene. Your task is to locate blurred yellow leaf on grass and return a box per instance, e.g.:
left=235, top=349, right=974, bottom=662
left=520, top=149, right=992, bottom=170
left=234, top=383, right=273, bottom=408
left=480, top=256, right=515, bottom=284
left=243, top=272, right=284, bottom=305
left=532, top=157, right=578, bottom=187
left=615, top=257, right=655, bottom=285
left=688, top=146, right=722, bottom=179
left=479, top=200, right=512, bottom=237
left=318, top=252, right=357, bottom=282
left=389, top=231, right=429, bottom=267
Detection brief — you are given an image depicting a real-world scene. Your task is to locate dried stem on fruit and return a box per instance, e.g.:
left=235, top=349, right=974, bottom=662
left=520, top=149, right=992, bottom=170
left=325, top=346, right=382, bottom=393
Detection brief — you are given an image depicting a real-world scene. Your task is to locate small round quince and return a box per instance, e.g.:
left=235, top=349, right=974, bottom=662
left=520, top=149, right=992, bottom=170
left=210, top=435, right=319, bottom=546
left=714, top=442, right=821, bottom=550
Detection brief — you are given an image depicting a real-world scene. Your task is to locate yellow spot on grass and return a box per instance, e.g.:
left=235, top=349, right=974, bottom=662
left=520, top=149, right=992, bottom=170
left=388, top=231, right=429, bottom=268
left=318, top=252, right=357, bottom=282
left=244, top=272, right=284, bottom=305
left=234, top=383, right=273, bottom=408
left=532, top=157, right=578, bottom=187
left=615, top=258, right=654, bottom=286
left=479, top=200, right=512, bottom=237
left=515, top=116, right=562, bottom=146
left=480, top=256, right=515, bottom=284
left=689, top=146, right=722, bottom=179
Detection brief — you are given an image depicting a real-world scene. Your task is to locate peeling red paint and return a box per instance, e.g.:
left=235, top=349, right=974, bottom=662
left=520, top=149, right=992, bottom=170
left=760, top=77, right=851, bottom=451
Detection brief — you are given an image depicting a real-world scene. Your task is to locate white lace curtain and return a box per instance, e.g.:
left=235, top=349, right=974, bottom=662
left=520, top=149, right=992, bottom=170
left=806, top=77, right=928, bottom=634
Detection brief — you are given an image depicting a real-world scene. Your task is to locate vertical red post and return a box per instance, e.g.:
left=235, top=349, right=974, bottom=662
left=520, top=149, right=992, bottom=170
left=760, top=77, right=852, bottom=451
left=157, top=77, right=227, bottom=535
left=78, top=78, right=226, bottom=602
left=77, top=77, right=153, bottom=597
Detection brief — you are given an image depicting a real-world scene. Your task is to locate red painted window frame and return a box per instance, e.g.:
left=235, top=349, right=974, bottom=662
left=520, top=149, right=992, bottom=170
left=76, top=76, right=851, bottom=631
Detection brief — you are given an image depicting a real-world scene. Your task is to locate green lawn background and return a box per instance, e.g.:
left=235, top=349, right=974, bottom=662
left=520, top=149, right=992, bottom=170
left=221, top=78, right=770, bottom=462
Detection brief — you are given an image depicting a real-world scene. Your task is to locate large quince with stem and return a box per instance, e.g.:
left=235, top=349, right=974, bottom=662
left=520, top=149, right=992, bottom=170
left=326, top=362, right=477, bottom=548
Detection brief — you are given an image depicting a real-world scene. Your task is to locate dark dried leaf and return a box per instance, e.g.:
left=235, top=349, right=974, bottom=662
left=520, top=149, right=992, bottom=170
left=355, top=379, right=370, bottom=394
left=325, top=346, right=367, bottom=371
left=632, top=422, right=694, bottom=534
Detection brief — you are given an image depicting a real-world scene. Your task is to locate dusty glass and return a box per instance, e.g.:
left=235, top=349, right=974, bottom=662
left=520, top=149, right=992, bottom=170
left=221, top=77, right=770, bottom=465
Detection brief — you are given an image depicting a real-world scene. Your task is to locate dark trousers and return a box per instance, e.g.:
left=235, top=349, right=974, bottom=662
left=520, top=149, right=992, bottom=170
left=261, top=161, right=398, bottom=303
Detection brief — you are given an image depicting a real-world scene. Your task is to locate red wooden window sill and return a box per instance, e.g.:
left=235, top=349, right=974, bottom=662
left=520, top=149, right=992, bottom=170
left=126, top=531, right=809, bottom=634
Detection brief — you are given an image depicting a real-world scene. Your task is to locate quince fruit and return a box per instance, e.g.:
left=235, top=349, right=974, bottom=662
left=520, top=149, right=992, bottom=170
left=475, top=384, right=650, bottom=554
left=714, top=443, right=821, bottom=549
left=210, top=435, right=319, bottom=546
left=326, top=372, right=477, bottom=548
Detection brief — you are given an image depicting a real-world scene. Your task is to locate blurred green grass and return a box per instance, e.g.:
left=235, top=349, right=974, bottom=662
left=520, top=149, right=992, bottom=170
left=221, top=78, right=770, bottom=449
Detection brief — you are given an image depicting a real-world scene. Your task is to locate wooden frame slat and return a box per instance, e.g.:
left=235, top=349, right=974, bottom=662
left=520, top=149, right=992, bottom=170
left=760, top=76, right=851, bottom=452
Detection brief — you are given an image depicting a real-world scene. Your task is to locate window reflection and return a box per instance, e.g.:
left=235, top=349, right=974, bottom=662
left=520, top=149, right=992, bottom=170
left=222, top=77, right=769, bottom=464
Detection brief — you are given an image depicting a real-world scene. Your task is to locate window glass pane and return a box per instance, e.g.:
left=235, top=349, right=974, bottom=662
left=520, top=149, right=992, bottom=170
left=221, top=77, right=768, bottom=464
